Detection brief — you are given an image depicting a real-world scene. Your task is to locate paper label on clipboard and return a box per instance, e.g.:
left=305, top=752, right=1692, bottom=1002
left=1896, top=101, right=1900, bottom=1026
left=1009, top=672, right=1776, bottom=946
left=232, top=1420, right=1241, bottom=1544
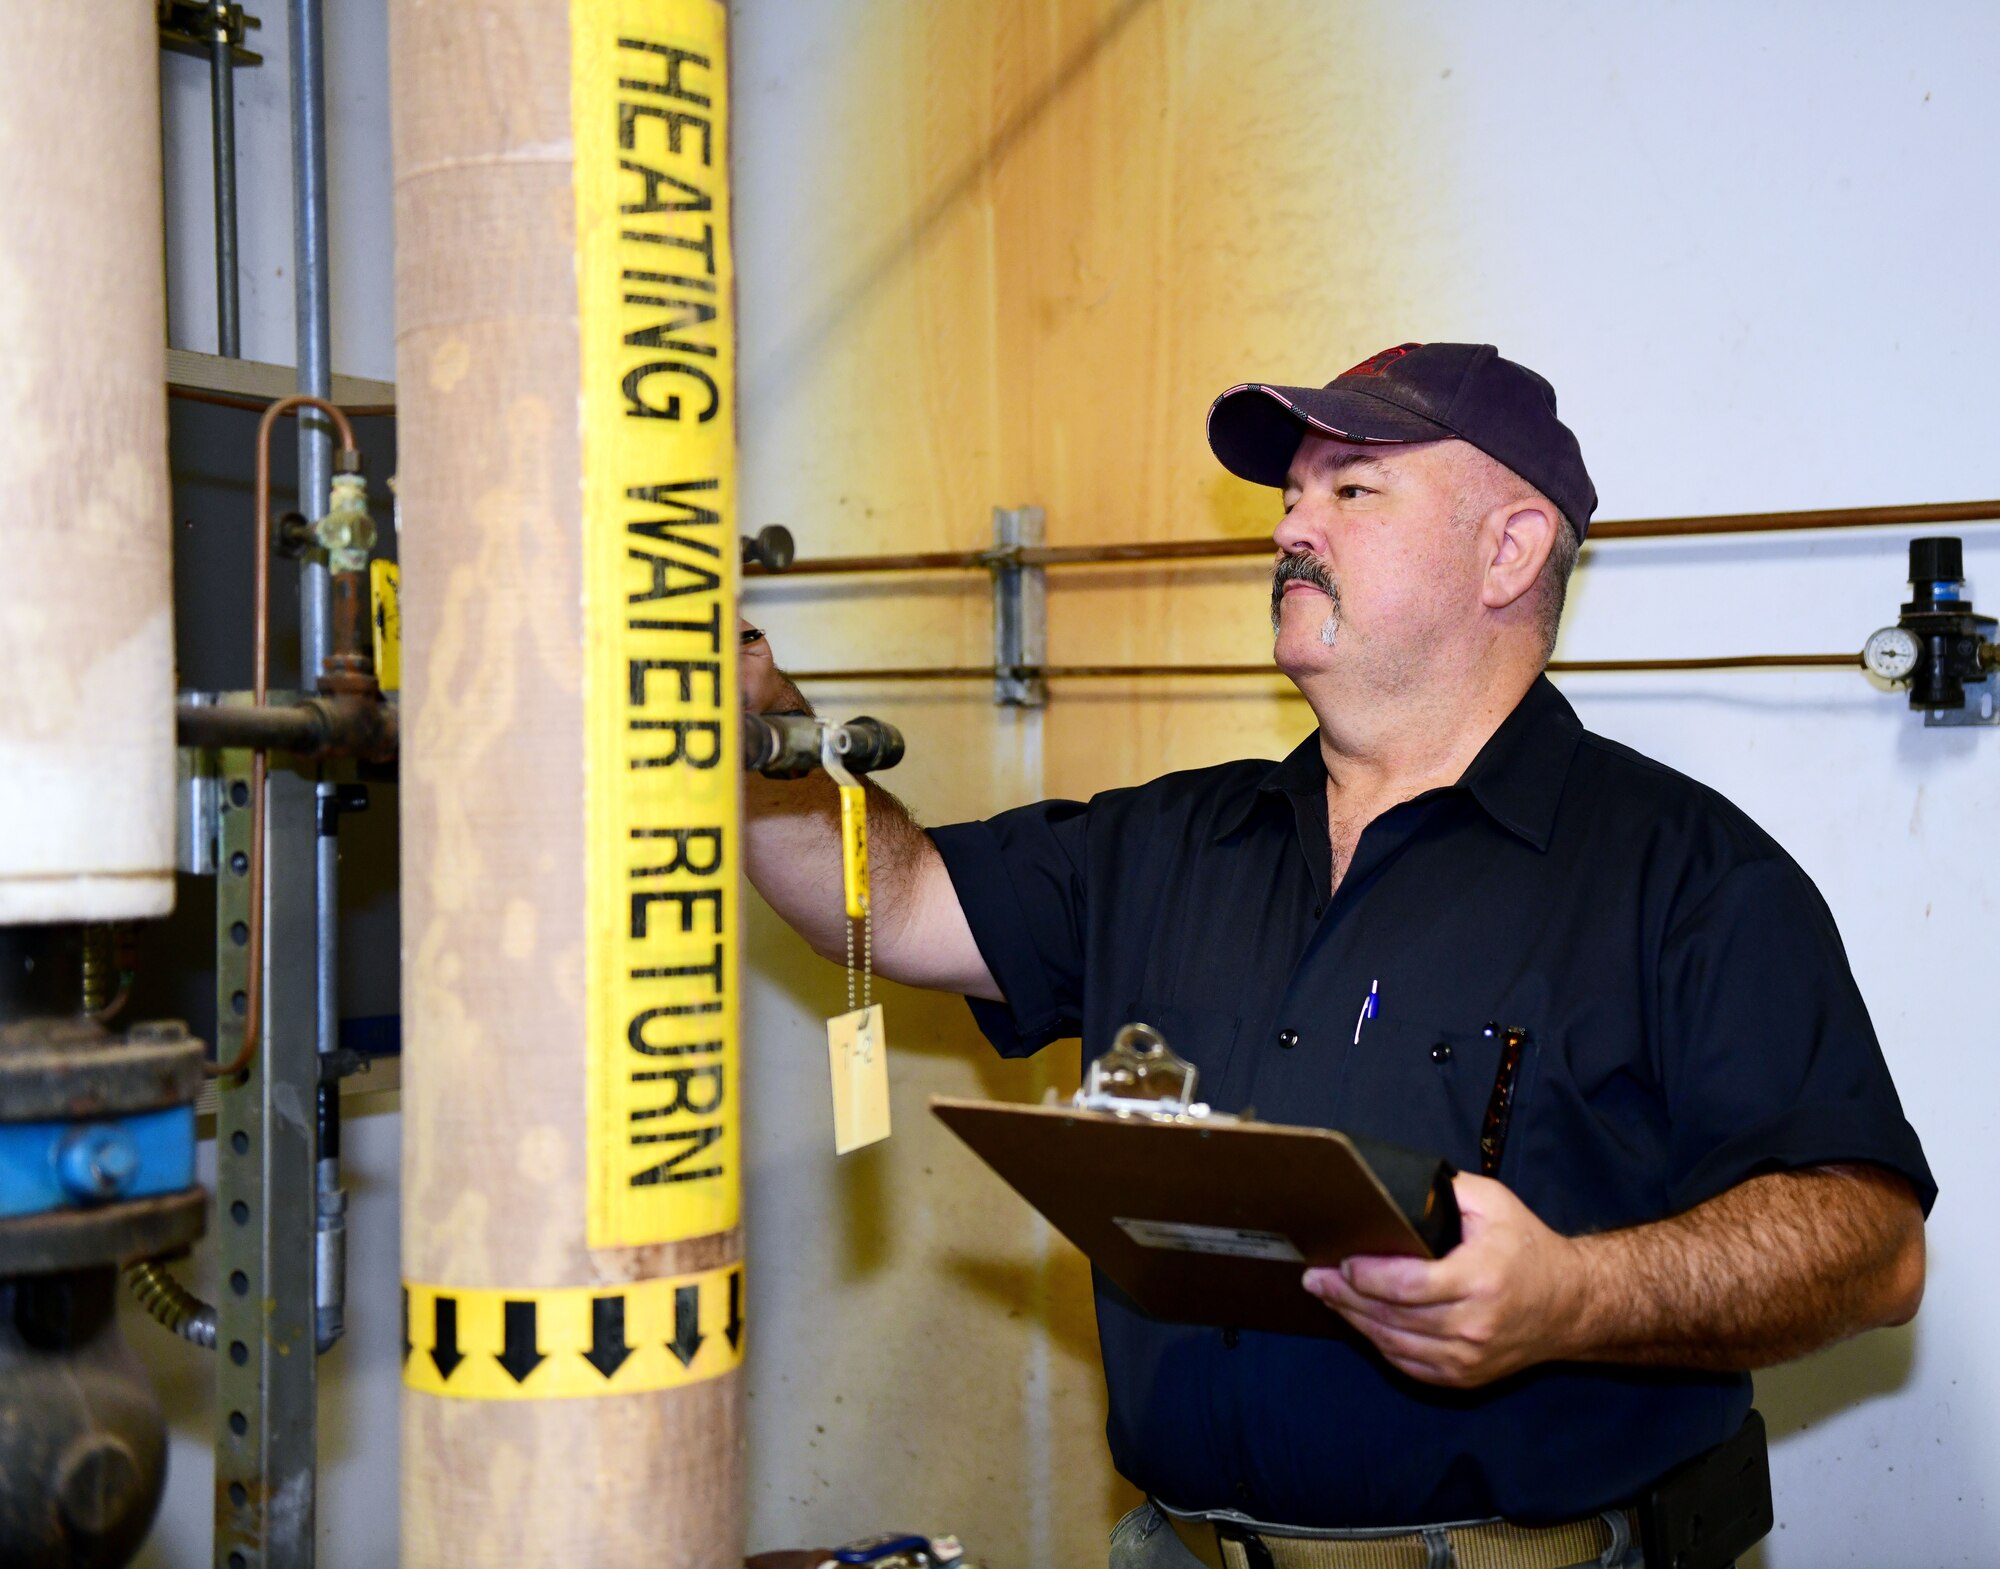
left=1113, top=1217, right=1305, bottom=1262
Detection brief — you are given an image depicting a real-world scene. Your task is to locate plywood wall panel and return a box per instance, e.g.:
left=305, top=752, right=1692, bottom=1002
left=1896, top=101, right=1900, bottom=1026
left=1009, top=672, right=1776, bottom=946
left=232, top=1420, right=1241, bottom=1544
left=735, top=3, right=1468, bottom=1560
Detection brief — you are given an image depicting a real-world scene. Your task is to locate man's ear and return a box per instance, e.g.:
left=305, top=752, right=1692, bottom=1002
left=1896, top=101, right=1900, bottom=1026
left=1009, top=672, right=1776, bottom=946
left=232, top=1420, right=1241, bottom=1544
left=1480, top=501, right=1558, bottom=612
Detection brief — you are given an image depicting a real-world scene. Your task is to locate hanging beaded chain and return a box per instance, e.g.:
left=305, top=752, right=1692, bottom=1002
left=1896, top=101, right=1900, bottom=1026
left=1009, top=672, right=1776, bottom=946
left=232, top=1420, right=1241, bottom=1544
left=845, top=907, right=873, bottom=1015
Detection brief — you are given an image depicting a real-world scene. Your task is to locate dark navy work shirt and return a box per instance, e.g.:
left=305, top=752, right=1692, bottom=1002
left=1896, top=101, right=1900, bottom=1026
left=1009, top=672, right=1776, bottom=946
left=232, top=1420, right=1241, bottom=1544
left=927, top=676, right=1934, bottom=1529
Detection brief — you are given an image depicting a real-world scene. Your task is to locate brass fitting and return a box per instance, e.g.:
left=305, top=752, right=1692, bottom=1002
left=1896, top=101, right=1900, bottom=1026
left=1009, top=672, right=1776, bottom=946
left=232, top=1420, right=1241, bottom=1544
left=312, top=472, right=377, bottom=574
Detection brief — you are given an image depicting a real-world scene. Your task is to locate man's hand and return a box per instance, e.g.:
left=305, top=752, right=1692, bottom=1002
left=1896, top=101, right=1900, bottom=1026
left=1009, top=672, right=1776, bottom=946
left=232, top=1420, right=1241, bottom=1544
left=1305, top=1162, right=1925, bottom=1389
left=1304, top=1173, right=1584, bottom=1388
left=736, top=617, right=1002, bottom=1000
left=739, top=618, right=806, bottom=715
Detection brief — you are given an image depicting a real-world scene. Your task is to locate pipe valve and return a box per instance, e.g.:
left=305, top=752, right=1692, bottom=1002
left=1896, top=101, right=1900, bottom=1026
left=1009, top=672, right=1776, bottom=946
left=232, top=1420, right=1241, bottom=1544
left=743, top=713, right=904, bottom=779
left=311, top=471, right=376, bottom=574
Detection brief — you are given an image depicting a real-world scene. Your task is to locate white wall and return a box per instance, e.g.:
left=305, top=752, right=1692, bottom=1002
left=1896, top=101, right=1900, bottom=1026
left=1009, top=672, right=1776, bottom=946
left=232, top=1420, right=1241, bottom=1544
left=1421, top=7, right=2000, bottom=1559
left=143, top=3, right=1998, bottom=1565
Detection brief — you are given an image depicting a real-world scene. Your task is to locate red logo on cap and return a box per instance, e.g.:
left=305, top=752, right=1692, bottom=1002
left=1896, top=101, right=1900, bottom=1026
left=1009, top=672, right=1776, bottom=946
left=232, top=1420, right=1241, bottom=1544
left=1341, top=342, right=1423, bottom=378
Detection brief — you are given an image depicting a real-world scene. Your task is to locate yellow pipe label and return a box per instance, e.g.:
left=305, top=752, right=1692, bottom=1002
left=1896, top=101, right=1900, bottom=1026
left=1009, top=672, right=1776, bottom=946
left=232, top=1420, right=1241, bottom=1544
left=368, top=559, right=401, bottom=694
left=575, top=0, right=741, bottom=1247
left=402, top=1263, right=744, bottom=1401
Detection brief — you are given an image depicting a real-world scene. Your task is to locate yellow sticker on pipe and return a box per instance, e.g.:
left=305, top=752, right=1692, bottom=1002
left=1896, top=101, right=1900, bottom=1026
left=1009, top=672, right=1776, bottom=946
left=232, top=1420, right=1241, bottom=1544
left=575, top=0, right=741, bottom=1248
left=368, top=558, right=401, bottom=694
left=402, top=1262, right=744, bottom=1401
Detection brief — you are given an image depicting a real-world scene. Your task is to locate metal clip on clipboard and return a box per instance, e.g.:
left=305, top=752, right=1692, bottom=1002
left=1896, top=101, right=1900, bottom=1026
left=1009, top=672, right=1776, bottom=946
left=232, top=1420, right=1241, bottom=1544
left=1074, top=1023, right=1239, bottom=1124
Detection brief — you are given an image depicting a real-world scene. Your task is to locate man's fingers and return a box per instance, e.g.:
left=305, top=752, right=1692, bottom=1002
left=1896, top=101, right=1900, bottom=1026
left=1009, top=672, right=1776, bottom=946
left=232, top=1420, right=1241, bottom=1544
left=1340, top=1253, right=1471, bottom=1306
left=1307, top=1269, right=1461, bottom=1338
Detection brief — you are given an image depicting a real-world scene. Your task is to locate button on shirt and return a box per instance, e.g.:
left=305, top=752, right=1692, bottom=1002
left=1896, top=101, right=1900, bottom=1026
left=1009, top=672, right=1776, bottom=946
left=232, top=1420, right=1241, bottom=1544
left=926, top=676, right=1934, bottom=1529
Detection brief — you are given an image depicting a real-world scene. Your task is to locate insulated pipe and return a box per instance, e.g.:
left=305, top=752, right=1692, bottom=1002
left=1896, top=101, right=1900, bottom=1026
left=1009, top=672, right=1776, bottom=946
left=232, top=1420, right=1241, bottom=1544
left=0, top=3, right=174, bottom=925
left=392, top=3, right=743, bottom=1564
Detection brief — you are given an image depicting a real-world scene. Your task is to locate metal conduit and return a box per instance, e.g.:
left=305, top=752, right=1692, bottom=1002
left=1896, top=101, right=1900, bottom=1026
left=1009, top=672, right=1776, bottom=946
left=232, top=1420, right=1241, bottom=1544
left=746, top=498, right=2000, bottom=579
left=208, top=0, right=241, bottom=356
left=284, top=0, right=351, bottom=1365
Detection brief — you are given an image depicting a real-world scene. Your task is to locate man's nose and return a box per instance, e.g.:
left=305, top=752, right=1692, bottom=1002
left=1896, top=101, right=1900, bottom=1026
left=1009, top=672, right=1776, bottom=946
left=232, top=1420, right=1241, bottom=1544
left=1274, top=503, right=1329, bottom=558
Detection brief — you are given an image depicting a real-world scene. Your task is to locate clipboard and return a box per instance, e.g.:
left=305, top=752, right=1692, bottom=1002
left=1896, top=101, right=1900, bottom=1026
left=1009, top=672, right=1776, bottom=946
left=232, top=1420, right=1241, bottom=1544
left=929, top=1026, right=1461, bottom=1339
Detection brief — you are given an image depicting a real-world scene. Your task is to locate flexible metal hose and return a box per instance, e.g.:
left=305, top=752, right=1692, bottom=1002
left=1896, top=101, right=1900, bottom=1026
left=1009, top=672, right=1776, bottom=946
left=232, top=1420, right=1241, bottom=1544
left=124, top=1261, right=218, bottom=1350
left=82, top=906, right=218, bottom=1349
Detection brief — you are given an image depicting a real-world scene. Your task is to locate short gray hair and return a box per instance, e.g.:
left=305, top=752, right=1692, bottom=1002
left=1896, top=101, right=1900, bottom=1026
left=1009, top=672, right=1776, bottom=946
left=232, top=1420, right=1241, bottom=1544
left=1536, top=508, right=1581, bottom=661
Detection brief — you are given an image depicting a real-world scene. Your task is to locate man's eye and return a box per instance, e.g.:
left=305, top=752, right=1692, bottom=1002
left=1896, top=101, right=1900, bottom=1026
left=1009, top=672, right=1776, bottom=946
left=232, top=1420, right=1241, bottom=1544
left=1337, top=484, right=1372, bottom=500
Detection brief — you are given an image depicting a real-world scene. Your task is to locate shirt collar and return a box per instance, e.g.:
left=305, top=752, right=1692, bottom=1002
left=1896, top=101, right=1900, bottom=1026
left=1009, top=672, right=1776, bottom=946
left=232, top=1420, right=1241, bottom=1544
left=1215, top=675, right=1584, bottom=851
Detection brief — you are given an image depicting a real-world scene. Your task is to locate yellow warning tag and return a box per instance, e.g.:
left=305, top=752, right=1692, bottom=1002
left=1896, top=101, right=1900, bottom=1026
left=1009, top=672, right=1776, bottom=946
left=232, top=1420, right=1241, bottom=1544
left=837, top=782, right=870, bottom=919
left=575, top=0, right=741, bottom=1247
left=827, top=1003, right=889, bottom=1154
left=368, top=558, right=401, bottom=694
left=402, top=1261, right=744, bottom=1402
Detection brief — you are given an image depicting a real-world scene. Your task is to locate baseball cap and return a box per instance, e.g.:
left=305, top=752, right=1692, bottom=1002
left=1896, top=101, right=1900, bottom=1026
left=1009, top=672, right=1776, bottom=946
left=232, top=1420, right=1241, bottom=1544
left=1206, top=342, right=1598, bottom=536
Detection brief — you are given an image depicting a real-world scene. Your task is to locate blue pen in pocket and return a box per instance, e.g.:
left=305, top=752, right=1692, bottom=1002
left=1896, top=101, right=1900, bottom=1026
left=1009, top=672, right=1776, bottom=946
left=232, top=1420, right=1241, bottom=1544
left=1352, top=978, right=1379, bottom=1045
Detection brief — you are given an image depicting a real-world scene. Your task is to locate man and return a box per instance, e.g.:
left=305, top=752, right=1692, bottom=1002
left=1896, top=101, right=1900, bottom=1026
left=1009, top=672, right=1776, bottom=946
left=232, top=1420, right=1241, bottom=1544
left=741, top=343, right=1933, bottom=1569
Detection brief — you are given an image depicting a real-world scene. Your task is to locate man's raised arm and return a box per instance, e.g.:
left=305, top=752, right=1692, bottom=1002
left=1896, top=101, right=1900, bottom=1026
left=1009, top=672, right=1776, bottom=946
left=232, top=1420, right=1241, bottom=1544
left=740, top=625, right=1002, bottom=1001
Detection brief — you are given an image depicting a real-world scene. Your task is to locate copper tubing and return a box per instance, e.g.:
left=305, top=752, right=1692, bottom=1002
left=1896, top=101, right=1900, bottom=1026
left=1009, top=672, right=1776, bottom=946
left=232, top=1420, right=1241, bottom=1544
left=746, top=499, right=2000, bottom=578
left=788, top=652, right=1863, bottom=682
left=207, top=393, right=359, bottom=1081
left=322, top=568, right=375, bottom=692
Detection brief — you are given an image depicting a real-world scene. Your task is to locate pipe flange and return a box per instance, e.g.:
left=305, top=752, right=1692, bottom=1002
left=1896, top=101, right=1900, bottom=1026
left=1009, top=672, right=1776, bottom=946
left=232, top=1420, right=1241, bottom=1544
left=0, top=1190, right=206, bottom=1278
left=0, top=1021, right=205, bottom=1123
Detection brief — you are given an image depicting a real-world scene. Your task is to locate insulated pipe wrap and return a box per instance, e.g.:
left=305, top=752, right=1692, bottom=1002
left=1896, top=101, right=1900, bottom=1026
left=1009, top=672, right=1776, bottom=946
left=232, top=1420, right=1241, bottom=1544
left=392, top=2, right=742, bottom=1563
left=0, top=3, right=174, bottom=924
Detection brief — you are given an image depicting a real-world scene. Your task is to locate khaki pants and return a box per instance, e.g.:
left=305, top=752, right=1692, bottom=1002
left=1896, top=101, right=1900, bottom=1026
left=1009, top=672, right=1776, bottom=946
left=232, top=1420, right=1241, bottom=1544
left=1108, top=1503, right=1646, bottom=1569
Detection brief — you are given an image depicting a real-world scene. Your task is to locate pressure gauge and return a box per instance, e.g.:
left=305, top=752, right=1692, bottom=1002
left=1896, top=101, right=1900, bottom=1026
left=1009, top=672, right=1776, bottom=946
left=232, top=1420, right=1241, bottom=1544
left=1863, top=625, right=1921, bottom=683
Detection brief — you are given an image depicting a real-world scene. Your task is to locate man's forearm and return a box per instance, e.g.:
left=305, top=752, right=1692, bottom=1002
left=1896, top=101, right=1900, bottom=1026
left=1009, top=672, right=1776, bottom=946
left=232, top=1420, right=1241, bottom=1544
left=1568, top=1164, right=1926, bottom=1370
left=744, top=765, right=936, bottom=963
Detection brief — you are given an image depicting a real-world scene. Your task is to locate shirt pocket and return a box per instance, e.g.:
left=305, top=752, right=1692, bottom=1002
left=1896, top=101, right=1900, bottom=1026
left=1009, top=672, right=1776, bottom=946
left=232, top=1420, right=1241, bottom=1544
left=1113, top=999, right=1244, bottom=1110
left=1336, top=1014, right=1538, bottom=1180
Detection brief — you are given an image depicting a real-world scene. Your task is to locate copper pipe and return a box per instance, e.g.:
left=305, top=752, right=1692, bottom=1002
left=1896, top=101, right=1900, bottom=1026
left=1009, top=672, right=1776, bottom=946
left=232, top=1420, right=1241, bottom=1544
left=746, top=499, right=2000, bottom=579
left=1551, top=652, right=1861, bottom=673
left=168, top=383, right=395, bottom=420
left=1589, top=499, right=2000, bottom=541
left=789, top=653, right=1863, bottom=682
left=320, top=567, right=376, bottom=694
left=752, top=546, right=990, bottom=576
left=207, top=393, right=359, bottom=1081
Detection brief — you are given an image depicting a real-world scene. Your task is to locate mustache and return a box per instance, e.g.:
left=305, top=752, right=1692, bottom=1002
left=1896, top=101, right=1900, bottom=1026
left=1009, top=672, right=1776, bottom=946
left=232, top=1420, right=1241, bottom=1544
left=1270, top=551, right=1340, bottom=634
